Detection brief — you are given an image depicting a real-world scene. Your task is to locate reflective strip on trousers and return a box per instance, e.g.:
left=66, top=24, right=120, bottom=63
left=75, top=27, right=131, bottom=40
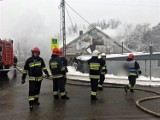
left=42, top=67, right=47, bottom=70
left=91, top=92, right=97, bottom=96
left=60, top=92, right=66, bottom=96
left=129, top=73, right=137, bottom=76
left=98, top=84, right=102, bottom=88
left=28, top=96, right=35, bottom=101
left=52, top=74, right=63, bottom=79
left=29, top=77, right=43, bottom=81
left=35, top=95, right=39, bottom=98
left=53, top=91, right=58, bottom=95
left=89, top=75, right=100, bottom=79
left=128, top=84, right=132, bottom=88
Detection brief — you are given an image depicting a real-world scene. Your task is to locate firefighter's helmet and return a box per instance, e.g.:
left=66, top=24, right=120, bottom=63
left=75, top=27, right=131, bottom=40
left=101, top=53, right=107, bottom=57
left=32, top=47, right=40, bottom=55
left=92, top=50, right=100, bottom=57
left=128, top=54, right=134, bottom=59
left=58, top=49, right=63, bottom=56
left=52, top=48, right=59, bottom=55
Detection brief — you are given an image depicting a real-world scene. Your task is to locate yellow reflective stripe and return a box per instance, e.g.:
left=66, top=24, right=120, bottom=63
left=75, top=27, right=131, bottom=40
left=129, top=73, right=137, bottom=76
left=101, top=72, right=105, bottom=75
left=53, top=91, right=58, bottom=95
left=34, top=62, right=41, bottom=66
left=28, top=96, right=35, bottom=101
left=91, top=92, right=97, bottom=96
left=60, top=92, right=66, bottom=96
left=35, top=95, right=39, bottom=98
left=98, top=84, right=102, bottom=88
left=29, top=62, right=41, bottom=67
left=61, top=67, right=65, bottom=71
left=42, top=67, right=47, bottom=70
left=52, top=74, right=63, bottom=78
left=29, top=63, right=35, bottom=67
left=29, top=77, right=43, bottom=81
left=50, top=62, right=58, bottom=68
left=90, top=63, right=100, bottom=70
left=23, top=70, right=28, bottom=74
left=89, top=75, right=100, bottom=79
left=102, top=67, right=106, bottom=70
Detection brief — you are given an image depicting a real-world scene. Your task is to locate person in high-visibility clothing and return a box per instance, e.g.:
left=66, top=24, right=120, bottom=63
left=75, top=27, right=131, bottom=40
left=98, top=53, right=107, bottom=91
left=49, top=48, right=69, bottom=100
left=22, top=47, right=50, bottom=111
left=58, top=49, right=68, bottom=89
left=124, top=54, right=142, bottom=92
left=88, top=50, right=105, bottom=100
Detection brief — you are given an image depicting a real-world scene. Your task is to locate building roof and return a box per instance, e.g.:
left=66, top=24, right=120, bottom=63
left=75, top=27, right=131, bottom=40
left=65, top=27, right=132, bottom=53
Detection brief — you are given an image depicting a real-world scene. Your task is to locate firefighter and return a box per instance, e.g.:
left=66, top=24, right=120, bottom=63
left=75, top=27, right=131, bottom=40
left=124, top=54, right=142, bottom=92
left=58, top=49, right=68, bottom=88
left=22, top=47, right=50, bottom=111
left=98, top=53, right=107, bottom=91
left=88, top=50, right=105, bottom=100
left=49, top=48, right=69, bottom=100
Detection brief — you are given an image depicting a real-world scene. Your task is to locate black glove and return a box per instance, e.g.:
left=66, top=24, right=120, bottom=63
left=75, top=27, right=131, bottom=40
left=21, top=79, right=25, bottom=84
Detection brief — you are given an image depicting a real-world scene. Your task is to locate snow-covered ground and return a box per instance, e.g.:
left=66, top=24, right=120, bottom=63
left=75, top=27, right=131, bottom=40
left=67, top=66, right=160, bottom=86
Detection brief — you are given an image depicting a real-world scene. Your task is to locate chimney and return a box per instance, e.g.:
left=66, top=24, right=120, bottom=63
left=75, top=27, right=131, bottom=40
left=79, top=31, right=83, bottom=36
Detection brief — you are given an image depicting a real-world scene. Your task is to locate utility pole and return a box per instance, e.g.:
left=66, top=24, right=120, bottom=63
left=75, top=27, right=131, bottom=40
left=61, top=0, right=66, bottom=57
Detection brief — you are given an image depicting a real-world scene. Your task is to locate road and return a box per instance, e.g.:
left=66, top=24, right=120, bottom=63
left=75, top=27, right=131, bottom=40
left=0, top=70, right=159, bottom=120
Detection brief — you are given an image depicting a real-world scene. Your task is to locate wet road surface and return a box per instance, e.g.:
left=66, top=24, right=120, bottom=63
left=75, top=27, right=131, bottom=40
left=0, top=71, right=160, bottom=120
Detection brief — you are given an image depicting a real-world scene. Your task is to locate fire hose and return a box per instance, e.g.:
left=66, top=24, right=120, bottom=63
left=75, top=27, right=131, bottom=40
left=15, top=66, right=160, bottom=118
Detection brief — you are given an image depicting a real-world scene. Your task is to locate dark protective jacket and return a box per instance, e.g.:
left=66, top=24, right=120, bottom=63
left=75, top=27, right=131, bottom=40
left=60, top=56, right=68, bottom=73
left=22, top=56, right=49, bottom=81
left=99, top=58, right=107, bottom=75
left=88, top=56, right=105, bottom=79
left=49, top=55, right=65, bottom=79
left=124, top=58, right=142, bottom=77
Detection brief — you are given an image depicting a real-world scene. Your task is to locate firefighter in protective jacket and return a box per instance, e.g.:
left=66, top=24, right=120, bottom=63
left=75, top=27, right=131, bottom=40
left=58, top=49, right=68, bottom=88
left=98, top=53, right=107, bottom=91
left=49, top=48, right=69, bottom=100
left=22, top=47, right=50, bottom=111
left=88, top=50, right=105, bottom=100
left=124, top=54, right=142, bottom=92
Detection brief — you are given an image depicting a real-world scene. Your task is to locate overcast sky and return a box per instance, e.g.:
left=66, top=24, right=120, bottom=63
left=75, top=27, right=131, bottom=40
left=0, top=0, right=160, bottom=57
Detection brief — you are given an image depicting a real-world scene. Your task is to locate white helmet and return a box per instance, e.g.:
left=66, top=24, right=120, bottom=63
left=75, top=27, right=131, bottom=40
left=101, top=53, right=106, bottom=57
left=92, top=50, right=100, bottom=57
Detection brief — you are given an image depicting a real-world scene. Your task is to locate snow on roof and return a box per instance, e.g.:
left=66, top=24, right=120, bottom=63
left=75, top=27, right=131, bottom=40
left=77, top=52, right=160, bottom=61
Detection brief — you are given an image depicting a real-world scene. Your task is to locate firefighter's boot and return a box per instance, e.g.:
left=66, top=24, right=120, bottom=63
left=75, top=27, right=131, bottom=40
left=91, top=95, right=97, bottom=101
left=54, top=95, right=59, bottom=100
left=130, top=88, right=135, bottom=93
left=61, top=95, right=70, bottom=100
left=124, top=86, right=129, bottom=93
left=98, top=84, right=103, bottom=91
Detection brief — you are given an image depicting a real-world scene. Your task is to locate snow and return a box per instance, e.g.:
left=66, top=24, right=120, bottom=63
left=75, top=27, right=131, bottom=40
left=67, top=66, right=160, bottom=86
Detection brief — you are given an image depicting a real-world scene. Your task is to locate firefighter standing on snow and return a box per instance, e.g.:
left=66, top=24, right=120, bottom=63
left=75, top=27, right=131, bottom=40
left=98, top=53, right=107, bottom=91
left=124, top=54, right=142, bottom=92
left=88, top=50, right=105, bottom=100
left=22, top=47, right=50, bottom=110
left=49, top=48, right=69, bottom=100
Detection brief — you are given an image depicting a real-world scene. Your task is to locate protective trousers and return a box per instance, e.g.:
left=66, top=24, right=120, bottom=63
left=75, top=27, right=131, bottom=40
left=29, top=81, right=42, bottom=106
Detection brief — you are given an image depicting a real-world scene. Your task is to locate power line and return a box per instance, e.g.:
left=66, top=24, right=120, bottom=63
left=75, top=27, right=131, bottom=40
left=65, top=6, right=78, bottom=34
left=64, top=1, right=90, bottom=25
